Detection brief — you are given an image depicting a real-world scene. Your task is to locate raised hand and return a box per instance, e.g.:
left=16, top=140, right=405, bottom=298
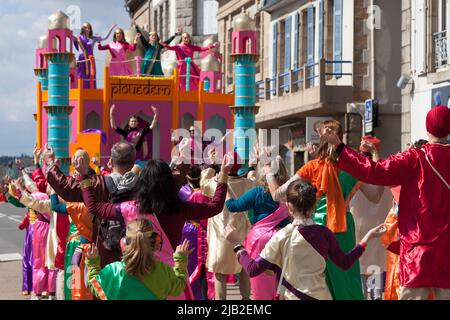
left=85, top=244, right=99, bottom=260
left=42, top=144, right=55, bottom=166
left=91, top=156, right=100, bottom=167
left=33, top=143, right=42, bottom=164
left=360, top=140, right=377, bottom=154
left=175, top=239, right=192, bottom=257
left=220, top=152, right=234, bottom=175
left=322, top=128, right=342, bottom=147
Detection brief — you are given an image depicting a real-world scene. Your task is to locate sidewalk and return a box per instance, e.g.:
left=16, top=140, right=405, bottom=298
left=0, top=260, right=26, bottom=300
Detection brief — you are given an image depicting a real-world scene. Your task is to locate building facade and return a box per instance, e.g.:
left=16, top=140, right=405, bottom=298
left=218, top=0, right=402, bottom=174
left=401, top=0, right=450, bottom=147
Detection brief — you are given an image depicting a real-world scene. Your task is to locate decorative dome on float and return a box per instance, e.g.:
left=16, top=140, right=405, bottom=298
left=164, top=59, right=179, bottom=76
left=38, top=34, right=57, bottom=50
left=201, top=55, right=221, bottom=72
left=48, top=10, right=70, bottom=30
left=232, top=12, right=255, bottom=32
left=202, top=37, right=219, bottom=53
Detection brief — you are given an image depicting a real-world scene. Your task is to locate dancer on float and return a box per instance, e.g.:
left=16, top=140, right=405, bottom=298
left=98, top=28, right=138, bottom=76
left=110, top=104, right=158, bottom=163
left=161, top=33, right=219, bottom=91
left=132, top=19, right=181, bottom=76
left=74, top=22, right=116, bottom=88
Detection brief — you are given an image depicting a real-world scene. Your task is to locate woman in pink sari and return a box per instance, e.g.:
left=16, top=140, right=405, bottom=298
left=225, top=157, right=291, bottom=299
left=162, top=33, right=218, bottom=91
left=98, top=28, right=138, bottom=76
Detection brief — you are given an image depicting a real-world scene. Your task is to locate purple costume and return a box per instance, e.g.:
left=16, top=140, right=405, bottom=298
left=73, top=25, right=115, bottom=89
left=19, top=212, right=34, bottom=293
left=178, top=185, right=202, bottom=300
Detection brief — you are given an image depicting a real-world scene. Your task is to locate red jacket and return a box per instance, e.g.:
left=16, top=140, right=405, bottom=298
left=337, top=144, right=450, bottom=288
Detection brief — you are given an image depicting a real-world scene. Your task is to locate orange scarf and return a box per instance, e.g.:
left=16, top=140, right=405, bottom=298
left=66, top=203, right=93, bottom=242
left=297, top=159, right=348, bottom=233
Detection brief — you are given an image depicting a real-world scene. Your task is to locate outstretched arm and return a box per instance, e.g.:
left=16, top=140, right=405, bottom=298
left=135, top=25, right=150, bottom=49
left=80, top=180, right=122, bottom=221
left=149, top=106, right=158, bottom=130
left=95, top=24, right=117, bottom=42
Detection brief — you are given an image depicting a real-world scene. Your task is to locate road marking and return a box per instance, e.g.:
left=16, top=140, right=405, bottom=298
left=0, top=253, right=22, bottom=262
left=7, top=217, right=22, bottom=223
left=0, top=212, right=21, bottom=223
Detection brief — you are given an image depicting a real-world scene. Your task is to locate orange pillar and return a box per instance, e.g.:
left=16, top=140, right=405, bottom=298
left=198, top=81, right=204, bottom=132
left=102, top=66, right=110, bottom=135
left=36, top=81, right=42, bottom=148
left=77, top=78, right=84, bottom=134
left=172, top=68, right=180, bottom=130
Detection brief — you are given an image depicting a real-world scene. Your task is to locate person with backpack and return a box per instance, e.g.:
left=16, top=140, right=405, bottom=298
left=225, top=180, right=386, bottom=300
left=322, top=105, right=450, bottom=300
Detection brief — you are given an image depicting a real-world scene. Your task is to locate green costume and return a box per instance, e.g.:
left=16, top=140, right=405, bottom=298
left=64, top=222, right=79, bottom=300
left=313, top=171, right=363, bottom=300
left=135, top=26, right=178, bottom=76
left=86, top=253, right=187, bottom=300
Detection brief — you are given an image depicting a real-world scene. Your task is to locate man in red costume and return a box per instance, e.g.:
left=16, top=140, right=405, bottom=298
left=323, top=105, right=450, bottom=300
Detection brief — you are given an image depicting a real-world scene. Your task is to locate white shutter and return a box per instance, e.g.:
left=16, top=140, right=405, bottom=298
left=415, top=0, right=427, bottom=74
left=446, top=0, right=450, bottom=59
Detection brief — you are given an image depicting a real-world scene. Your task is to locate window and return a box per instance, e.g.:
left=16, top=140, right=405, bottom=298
left=85, top=111, right=101, bottom=130
left=227, top=27, right=233, bottom=86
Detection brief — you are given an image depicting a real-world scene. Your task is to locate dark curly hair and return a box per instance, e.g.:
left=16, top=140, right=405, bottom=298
left=186, top=165, right=202, bottom=189
left=137, top=160, right=181, bottom=216
left=286, top=180, right=317, bottom=218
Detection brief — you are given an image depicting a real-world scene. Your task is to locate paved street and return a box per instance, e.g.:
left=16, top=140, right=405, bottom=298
left=0, top=202, right=28, bottom=300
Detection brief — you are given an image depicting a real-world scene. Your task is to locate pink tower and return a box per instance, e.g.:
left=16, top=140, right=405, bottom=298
left=47, top=10, right=77, bottom=88
left=200, top=37, right=223, bottom=93
left=231, top=13, right=257, bottom=55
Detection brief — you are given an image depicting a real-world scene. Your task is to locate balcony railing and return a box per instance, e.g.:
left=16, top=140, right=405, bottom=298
left=433, top=31, right=448, bottom=69
left=256, top=59, right=352, bottom=100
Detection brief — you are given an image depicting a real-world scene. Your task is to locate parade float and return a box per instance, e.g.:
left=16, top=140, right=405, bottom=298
left=33, top=10, right=259, bottom=173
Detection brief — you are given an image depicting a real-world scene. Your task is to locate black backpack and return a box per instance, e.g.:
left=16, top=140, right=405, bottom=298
left=97, top=176, right=140, bottom=252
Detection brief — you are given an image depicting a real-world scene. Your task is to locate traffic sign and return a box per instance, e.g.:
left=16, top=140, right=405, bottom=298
left=365, top=99, right=373, bottom=134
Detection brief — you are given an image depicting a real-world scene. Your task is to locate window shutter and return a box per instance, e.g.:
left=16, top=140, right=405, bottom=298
left=446, top=0, right=450, bottom=62
left=273, top=22, right=278, bottom=94
left=415, top=0, right=427, bottom=74
left=333, top=0, right=343, bottom=75
left=285, top=16, right=292, bottom=72
left=307, top=5, right=315, bottom=86
left=294, top=12, right=299, bottom=69
left=319, top=0, right=324, bottom=59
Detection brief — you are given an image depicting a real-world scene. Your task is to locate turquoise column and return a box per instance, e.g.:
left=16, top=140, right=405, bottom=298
left=34, top=68, right=48, bottom=91
left=232, top=54, right=259, bottom=173
left=204, top=78, right=211, bottom=92
left=44, top=52, right=74, bottom=175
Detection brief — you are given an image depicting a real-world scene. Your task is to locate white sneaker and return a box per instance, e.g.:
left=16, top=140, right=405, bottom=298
left=30, top=295, right=42, bottom=300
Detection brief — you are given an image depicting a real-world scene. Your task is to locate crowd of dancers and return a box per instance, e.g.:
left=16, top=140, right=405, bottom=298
left=0, top=105, right=449, bottom=300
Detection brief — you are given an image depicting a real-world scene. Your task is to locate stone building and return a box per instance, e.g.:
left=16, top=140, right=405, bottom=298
left=401, top=0, right=450, bottom=147
left=217, top=0, right=402, bottom=174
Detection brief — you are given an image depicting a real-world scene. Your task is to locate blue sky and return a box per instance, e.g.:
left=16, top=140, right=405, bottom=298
left=0, top=0, right=130, bottom=156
